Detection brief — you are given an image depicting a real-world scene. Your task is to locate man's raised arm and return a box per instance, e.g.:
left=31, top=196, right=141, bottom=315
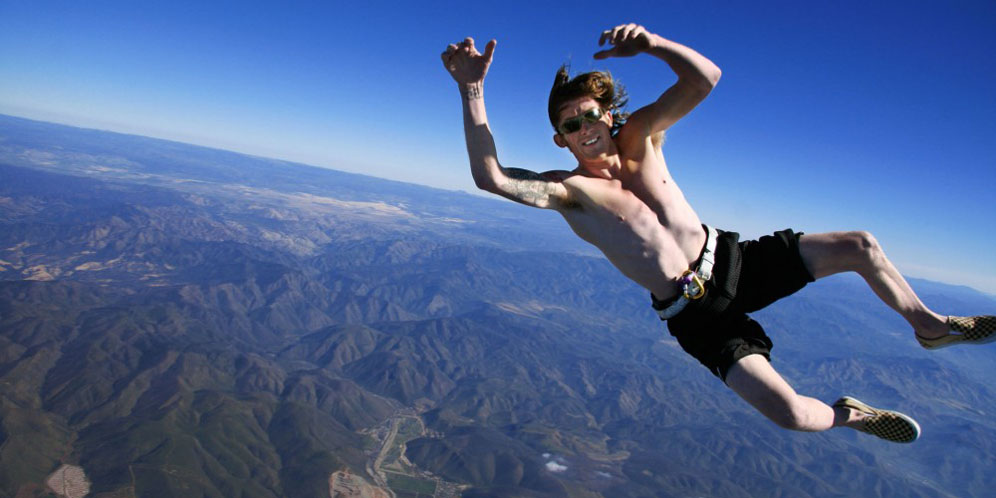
left=441, top=38, right=569, bottom=210
left=594, top=24, right=721, bottom=138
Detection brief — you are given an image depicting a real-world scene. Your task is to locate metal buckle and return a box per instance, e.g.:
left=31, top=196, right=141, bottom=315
left=680, top=270, right=706, bottom=300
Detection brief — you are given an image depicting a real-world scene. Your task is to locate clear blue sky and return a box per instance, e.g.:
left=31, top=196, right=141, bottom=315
left=2, top=0, right=994, bottom=293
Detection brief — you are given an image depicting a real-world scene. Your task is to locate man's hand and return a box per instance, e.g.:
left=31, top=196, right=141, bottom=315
left=593, top=23, right=654, bottom=59
left=441, top=37, right=497, bottom=88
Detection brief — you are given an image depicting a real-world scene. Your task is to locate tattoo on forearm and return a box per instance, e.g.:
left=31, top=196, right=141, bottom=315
left=462, top=84, right=482, bottom=100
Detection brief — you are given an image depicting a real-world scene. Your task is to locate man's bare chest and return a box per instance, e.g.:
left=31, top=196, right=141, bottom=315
left=560, top=178, right=665, bottom=240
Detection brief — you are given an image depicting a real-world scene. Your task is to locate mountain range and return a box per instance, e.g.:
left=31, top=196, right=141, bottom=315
left=1, top=114, right=994, bottom=497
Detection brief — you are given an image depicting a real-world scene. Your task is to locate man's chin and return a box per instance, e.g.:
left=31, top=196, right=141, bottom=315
left=582, top=149, right=610, bottom=162
left=571, top=145, right=603, bottom=159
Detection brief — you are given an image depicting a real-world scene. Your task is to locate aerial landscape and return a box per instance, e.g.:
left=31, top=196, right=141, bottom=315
left=2, top=0, right=994, bottom=496
left=1, top=114, right=994, bottom=497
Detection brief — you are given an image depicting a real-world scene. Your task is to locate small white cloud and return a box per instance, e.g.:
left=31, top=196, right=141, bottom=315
left=595, top=471, right=612, bottom=479
left=545, top=461, right=568, bottom=473
left=542, top=453, right=551, bottom=459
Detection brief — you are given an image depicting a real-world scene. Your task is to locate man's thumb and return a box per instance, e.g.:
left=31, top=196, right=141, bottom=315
left=592, top=48, right=614, bottom=60
left=484, top=39, right=497, bottom=61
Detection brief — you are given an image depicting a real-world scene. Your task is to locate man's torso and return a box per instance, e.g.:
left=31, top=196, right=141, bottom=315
left=550, top=135, right=705, bottom=300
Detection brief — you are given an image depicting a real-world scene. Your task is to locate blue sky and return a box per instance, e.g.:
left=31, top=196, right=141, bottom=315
left=1, top=0, right=994, bottom=293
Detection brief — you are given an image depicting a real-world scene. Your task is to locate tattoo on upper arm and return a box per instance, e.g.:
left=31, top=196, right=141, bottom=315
left=501, top=168, right=565, bottom=206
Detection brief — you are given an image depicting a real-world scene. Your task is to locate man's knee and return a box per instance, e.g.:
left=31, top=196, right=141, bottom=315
left=767, top=398, right=812, bottom=431
left=801, top=230, right=885, bottom=278
left=844, top=230, right=884, bottom=272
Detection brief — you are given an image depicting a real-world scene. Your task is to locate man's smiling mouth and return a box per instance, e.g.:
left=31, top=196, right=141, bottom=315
left=582, top=136, right=600, bottom=146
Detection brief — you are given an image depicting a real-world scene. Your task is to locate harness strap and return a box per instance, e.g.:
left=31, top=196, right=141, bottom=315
left=656, top=225, right=719, bottom=320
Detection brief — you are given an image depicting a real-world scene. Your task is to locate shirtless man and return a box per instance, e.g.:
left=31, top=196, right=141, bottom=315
left=441, top=23, right=995, bottom=443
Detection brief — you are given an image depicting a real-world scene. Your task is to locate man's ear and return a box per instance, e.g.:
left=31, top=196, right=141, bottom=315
left=553, top=133, right=567, bottom=148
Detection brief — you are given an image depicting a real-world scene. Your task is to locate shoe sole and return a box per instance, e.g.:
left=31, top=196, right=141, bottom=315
left=918, top=333, right=996, bottom=350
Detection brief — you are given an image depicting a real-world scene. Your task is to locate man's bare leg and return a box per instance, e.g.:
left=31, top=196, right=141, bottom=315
left=726, top=355, right=920, bottom=441
left=727, top=231, right=942, bottom=436
left=725, top=354, right=864, bottom=432
left=798, top=231, right=948, bottom=339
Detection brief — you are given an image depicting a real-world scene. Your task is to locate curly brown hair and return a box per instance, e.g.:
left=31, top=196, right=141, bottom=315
left=548, top=65, right=629, bottom=135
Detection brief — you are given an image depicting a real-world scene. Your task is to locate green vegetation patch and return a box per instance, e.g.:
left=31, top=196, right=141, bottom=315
left=385, top=471, right=436, bottom=495
left=396, top=417, right=423, bottom=441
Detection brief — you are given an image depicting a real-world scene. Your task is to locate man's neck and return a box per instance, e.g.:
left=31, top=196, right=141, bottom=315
left=576, top=154, right=622, bottom=179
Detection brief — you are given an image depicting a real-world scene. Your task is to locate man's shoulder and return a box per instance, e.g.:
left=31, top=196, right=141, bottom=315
left=539, top=169, right=579, bottom=182
left=540, top=169, right=612, bottom=190
left=613, top=116, right=662, bottom=155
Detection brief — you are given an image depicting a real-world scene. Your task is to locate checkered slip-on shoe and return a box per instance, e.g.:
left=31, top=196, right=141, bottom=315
left=833, top=396, right=921, bottom=444
left=917, top=315, right=996, bottom=350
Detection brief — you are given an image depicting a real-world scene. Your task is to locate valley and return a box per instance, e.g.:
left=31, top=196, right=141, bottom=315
left=1, top=114, right=994, bottom=497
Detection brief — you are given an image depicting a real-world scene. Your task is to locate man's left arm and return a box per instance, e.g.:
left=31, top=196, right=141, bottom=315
left=595, top=24, right=721, bottom=138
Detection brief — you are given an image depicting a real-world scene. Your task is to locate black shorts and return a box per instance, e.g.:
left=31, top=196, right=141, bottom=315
left=660, top=228, right=815, bottom=381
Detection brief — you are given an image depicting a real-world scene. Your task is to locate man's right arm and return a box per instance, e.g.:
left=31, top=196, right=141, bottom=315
left=594, top=25, right=721, bottom=142
left=443, top=38, right=569, bottom=210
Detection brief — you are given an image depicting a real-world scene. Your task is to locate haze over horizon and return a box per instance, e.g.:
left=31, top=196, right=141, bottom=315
left=1, top=0, right=994, bottom=293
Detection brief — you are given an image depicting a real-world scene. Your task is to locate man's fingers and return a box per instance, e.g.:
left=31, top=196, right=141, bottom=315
left=597, top=24, right=627, bottom=52
left=441, top=37, right=496, bottom=74
left=600, top=24, right=638, bottom=46
left=598, top=29, right=611, bottom=46
left=618, top=24, right=634, bottom=43
left=600, top=23, right=644, bottom=46
left=623, top=24, right=639, bottom=41
left=610, top=25, right=623, bottom=44
left=616, top=24, right=635, bottom=44
left=441, top=44, right=458, bottom=66
left=595, top=23, right=649, bottom=58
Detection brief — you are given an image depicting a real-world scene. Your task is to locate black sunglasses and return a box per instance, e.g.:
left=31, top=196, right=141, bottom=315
left=558, top=107, right=604, bottom=135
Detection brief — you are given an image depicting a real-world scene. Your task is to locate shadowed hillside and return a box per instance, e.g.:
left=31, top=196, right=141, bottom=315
left=1, top=115, right=994, bottom=497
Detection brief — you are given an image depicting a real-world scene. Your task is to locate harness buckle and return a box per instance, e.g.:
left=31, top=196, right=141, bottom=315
left=680, top=270, right=706, bottom=300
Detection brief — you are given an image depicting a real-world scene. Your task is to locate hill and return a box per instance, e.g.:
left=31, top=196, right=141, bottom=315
left=1, top=114, right=994, bottom=497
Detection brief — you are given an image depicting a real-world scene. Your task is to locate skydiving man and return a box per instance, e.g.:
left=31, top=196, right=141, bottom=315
left=440, top=23, right=995, bottom=443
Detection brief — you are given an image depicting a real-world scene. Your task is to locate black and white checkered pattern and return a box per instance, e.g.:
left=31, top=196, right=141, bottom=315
left=950, top=315, right=996, bottom=342
left=833, top=396, right=921, bottom=444
left=918, top=315, right=996, bottom=349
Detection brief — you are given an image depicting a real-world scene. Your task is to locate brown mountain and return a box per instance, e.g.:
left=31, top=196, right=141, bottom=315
left=1, top=114, right=994, bottom=497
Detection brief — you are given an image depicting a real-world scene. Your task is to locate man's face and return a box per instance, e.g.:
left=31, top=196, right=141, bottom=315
left=555, top=96, right=614, bottom=162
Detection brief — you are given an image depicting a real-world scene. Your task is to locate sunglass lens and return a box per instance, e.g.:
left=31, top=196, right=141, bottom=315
left=559, top=108, right=602, bottom=134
